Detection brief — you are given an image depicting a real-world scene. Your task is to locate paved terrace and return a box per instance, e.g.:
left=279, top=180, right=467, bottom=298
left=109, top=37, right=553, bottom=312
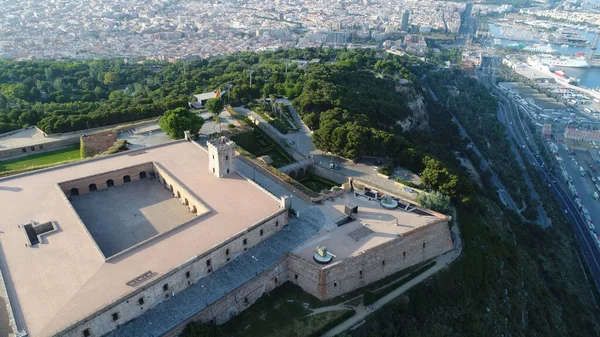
left=105, top=207, right=327, bottom=337
left=0, top=141, right=281, bottom=337
left=294, top=193, right=444, bottom=263
left=0, top=127, right=76, bottom=150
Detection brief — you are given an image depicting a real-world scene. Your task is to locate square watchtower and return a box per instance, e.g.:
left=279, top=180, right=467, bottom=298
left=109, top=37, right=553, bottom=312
left=208, top=136, right=237, bottom=178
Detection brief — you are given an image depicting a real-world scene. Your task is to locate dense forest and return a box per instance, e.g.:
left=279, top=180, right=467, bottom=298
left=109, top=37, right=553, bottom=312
left=2, top=49, right=600, bottom=337
left=0, top=49, right=323, bottom=134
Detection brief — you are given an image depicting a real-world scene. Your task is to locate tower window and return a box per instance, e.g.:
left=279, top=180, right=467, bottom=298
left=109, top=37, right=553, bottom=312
left=225, top=248, right=230, bottom=256
left=294, top=274, right=298, bottom=280
left=403, top=251, right=406, bottom=257
left=185, top=271, right=190, bottom=278
left=226, top=155, right=229, bottom=160
left=227, top=169, right=229, bottom=173
left=206, top=259, right=211, bottom=266
left=243, top=238, right=247, bottom=245
left=244, top=297, right=249, bottom=304
left=83, top=329, right=91, bottom=337
left=112, top=312, right=119, bottom=321
left=163, top=283, right=169, bottom=291
left=260, top=229, right=264, bottom=236
left=334, top=282, right=337, bottom=287
left=275, top=221, right=279, bottom=227
left=138, top=297, right=144, bottom=305
left=423, top=242, right=426, bottom=248
left=382, top=260, right=386, bottom=266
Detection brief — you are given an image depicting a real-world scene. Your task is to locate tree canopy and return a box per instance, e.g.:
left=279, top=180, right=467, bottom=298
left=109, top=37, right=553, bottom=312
left=205, top=98, right=224, bottom=117
left=159, top=107, right=203, bottom=139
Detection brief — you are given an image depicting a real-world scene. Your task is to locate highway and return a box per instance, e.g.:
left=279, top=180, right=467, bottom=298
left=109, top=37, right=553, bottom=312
left=480, top=58, right=600, bottom=291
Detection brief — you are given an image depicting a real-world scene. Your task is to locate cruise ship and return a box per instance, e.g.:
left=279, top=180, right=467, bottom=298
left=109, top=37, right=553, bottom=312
left=539, top=55, right=590, bottom=68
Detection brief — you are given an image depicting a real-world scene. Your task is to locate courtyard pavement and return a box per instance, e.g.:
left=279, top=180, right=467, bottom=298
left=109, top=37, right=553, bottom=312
left=70, top=178, right=198, bottom=257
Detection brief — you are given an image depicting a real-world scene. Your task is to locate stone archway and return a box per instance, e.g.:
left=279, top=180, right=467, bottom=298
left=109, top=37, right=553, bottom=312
left=106, top=179, right=114, bottom=187
left=70, top=188, right=79, bottom=196
left=169, top=184, right=174, bottom=192
left=139, top=171, right=147, bottom=179
left=185, top=198, right=189, bottom=206
left=123, top=175, right=131, bottom=183
left=177, top=191, right=181, bottom=199
left=192, top=205, right=198, bottom=214
left=88, top=183, right=97, bottom=192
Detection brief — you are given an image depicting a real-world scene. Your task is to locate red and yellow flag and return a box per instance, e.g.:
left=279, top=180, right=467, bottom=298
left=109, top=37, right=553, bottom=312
left=215, top=88, right=221, bottom=98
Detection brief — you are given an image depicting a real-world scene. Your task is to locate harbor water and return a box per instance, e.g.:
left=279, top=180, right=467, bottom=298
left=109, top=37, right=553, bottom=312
left=489, top=23, right=600, bottom=89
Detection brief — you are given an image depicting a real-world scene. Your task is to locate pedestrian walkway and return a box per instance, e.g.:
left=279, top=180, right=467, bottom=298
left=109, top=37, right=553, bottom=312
left=321, top=249, right=459, bottom=337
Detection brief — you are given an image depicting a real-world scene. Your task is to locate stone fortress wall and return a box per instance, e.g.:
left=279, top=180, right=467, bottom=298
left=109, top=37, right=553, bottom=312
left=53, top=143, right=290, bottom=337
left=58, top=206, right=288, bottom=337
left=29, top=136, right=453, bottom=337
left=0, top=136, right=79, bottom=160
left=287, top=218, right=453, bottom=300
left=163, top=215, right=453, bottom=337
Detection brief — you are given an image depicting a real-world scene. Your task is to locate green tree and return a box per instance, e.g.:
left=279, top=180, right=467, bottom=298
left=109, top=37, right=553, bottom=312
left=416, top=190, right=451, bottom=214
left=205, top=98, right=224, bottom=118
left=103, top=72, right=120, bottom=88
left=180, top=322, right=223, bottom=337
left=159, top=107, right=204, bottom=139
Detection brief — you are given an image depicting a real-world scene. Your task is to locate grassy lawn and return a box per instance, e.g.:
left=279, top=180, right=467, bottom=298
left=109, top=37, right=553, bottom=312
left=219, top=282, right=354, bottom=337
left=0, top=145, right=81, bottom=173
left=231, top=129, right=293, bottom=168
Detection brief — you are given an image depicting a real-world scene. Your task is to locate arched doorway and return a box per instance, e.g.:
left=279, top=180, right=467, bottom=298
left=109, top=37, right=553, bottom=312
left=139, top=171, right=147, bottom=179
left=88, top=183, right=97, bottom=192
left=70, top=188, right=79, bottom=196
left=177, top=191, right=181, bottom=199
left=106, top=179, right=114, bottom=187
left=185, top=198, right=189, bottom=206
left=169, top=185, right=173, bottom=192
left=123, top=175, right=131, bottom=183
left=192, top=205, right=197, bottom=214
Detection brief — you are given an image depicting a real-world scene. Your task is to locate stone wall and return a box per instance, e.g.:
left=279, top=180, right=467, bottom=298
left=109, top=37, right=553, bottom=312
left=57, top=209, right=288, bottom=337
left=57, top=162, right=155, bottom=197
left=0, top=137, right=79, bottom=160
left=153, top=162, right=205, bottom=215
left=308, top=165, right=350, bottom=185
left=163, top=257, right=289, bottom=337
left=287, top=219, right=453, bottom=300
left=237, top=155, right=314, bottom=204
left=157, top=218, right=452, bottom=337
left=246, top=114, right=305, bottom=161
left=80, top=131, right=118, bottom=158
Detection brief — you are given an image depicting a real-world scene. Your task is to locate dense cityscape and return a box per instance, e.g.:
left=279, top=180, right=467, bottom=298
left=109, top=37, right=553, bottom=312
left=1, top=0, right=468, bottom=60
left=2, top=1, right=600, bottom=337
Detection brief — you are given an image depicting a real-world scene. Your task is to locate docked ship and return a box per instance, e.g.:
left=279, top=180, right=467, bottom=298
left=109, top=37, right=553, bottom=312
left=538, top=54, right=590, bottom=68
left=550, top=30, right=589, bottom=47
left=524, top=43, right=554, bottom=53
